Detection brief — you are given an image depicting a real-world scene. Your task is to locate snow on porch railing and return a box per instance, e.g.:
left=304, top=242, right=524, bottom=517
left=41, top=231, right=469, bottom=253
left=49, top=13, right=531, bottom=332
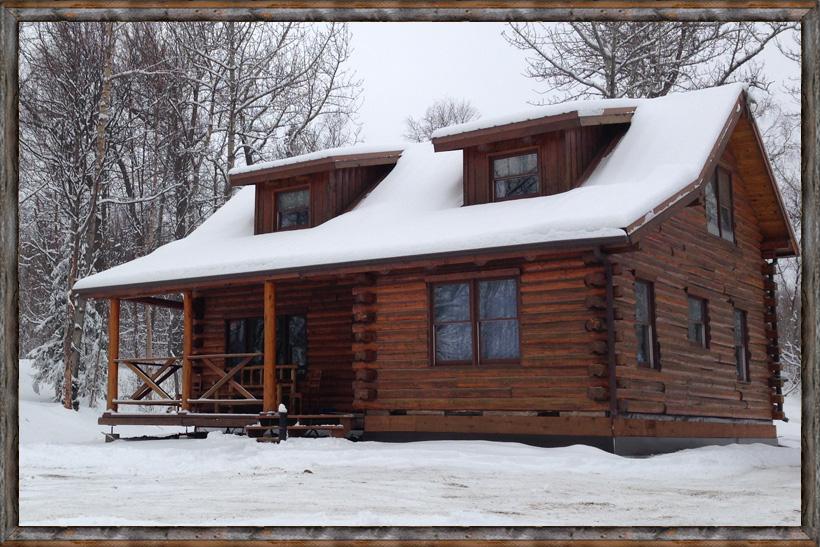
left=113, top=356, right=182, bottom=408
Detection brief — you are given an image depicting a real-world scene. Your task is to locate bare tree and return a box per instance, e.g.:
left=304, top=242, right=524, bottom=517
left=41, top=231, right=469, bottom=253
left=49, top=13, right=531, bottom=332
left=404, top=97, right=480, bottom=142
left=503, top=22, right=795, bottom=101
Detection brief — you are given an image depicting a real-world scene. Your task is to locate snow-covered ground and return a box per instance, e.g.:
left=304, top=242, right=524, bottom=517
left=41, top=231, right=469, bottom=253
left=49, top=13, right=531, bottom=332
left=18, top=360, right=800, bottom=526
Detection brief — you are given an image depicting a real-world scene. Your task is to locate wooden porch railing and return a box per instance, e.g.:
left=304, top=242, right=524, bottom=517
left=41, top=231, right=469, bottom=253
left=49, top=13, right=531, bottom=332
left=112, top=356, right=182, bottom=408
left=111, top=353, right=302, bottom=412
left=187, top=353, right=262, bottom=406
left=106, top=282, right=282, bottom=414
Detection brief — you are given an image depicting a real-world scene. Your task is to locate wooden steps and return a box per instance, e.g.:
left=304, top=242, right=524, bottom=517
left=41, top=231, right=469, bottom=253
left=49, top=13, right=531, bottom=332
left=245, top=413, right=354, bottom=441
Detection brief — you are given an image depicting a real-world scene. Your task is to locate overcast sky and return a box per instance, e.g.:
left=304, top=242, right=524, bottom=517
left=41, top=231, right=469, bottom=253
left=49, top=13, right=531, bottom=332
left=348, top=22, right=800, bottom=143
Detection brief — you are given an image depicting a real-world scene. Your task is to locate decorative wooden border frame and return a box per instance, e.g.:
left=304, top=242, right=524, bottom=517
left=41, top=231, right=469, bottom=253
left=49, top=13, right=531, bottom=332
left=0, top=2, right=817, bottom=545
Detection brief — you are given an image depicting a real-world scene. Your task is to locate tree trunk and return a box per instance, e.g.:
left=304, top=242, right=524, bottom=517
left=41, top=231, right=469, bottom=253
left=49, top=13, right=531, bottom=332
left=63, top=22, right=116, bottom=410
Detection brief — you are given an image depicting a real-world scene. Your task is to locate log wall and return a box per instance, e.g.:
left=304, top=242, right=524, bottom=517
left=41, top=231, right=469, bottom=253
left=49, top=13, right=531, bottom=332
left=352, top=255, right=611, bottom=414
left=611, top=147, right=776, bottom=421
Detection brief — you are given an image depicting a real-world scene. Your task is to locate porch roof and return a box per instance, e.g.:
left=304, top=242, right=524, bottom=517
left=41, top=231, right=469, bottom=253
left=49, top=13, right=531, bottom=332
left=74, top=83, right=795, bottom=298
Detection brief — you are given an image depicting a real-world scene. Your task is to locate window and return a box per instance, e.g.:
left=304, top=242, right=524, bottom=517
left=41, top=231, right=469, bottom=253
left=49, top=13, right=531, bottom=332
left=277, top=314, right=308, bottom=376
left=226, top=317, right=264, bottom=365
left=431, top=277, right=520, bottom=365
left=704, top=166, right=734, bottom=242
left=634, top=279, right=658, bottom=369
left=687, top=296, right=709, bottom=348
left=276, top=188, right=310, bottom=230
left=492, top=152, right=539, bottom=200
left=734, top=308, right=750, bottom=382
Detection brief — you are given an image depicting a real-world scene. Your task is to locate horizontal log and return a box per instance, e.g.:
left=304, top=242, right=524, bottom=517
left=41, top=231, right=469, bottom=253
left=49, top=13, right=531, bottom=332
left=618, top=399, right=666, bottom=414
left=364, top=414, right=612, bottom=437
left=587, top=386, right=609, bottom=401
left=588, top=363, right=607, bottom=377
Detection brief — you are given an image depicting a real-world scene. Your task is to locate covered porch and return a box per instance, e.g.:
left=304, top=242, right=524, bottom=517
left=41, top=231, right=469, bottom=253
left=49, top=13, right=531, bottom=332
left=98, top=276, right=365, bottom=437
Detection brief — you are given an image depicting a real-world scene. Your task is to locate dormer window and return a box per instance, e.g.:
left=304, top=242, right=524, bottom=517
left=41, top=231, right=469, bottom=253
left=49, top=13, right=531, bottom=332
left=276, top=188, right=310, bottom=230
left=492, top=152, right=539, bottom=201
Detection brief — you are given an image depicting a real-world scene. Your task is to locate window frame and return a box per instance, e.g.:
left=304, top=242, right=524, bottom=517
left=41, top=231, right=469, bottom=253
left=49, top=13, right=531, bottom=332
left=429, top=275, right=522, bottom=367
left=734, top=308, right=751, bottom=383
left=703, top=165, right=736, bottom=243
left=686, top=294, right=710, bottom=349
left=634, top=278, right=660, bottom=370
left=274, top=185, right=311, bottom=231
left=490, top=148, right=541, bottom=202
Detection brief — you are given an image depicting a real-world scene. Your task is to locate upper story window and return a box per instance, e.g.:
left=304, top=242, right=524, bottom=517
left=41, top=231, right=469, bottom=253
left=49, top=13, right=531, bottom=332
left=492, top=152, right=539, bottom=201
left=687, top=295, right=709, bottom=348
left=431, top=277, right=520, bottom=366
left=276, top=188, right=310, bottom=230
left=634, top=279, right=659, bottom=369
left=704, top=166, right=735, bottom=242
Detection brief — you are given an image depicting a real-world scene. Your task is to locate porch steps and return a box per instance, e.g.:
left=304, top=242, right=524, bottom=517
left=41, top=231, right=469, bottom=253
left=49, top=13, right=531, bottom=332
left=245, top=413, right=354, bottom=441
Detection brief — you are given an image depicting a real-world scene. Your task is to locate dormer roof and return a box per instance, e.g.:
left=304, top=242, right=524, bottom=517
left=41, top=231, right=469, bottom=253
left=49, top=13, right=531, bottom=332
left=431, top=103, right=634, bottom=152
left=228, top=144, right=404, bottom=186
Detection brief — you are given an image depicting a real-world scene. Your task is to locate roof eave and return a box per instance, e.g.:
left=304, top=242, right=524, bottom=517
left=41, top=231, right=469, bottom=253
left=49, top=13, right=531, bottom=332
left=73, top=234, right=631, bottom=299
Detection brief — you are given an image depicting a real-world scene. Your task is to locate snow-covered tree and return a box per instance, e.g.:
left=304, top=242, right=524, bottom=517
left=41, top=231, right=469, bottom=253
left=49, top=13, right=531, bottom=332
left=404, top=97, right=480, bottom=142
left=19, top=22, right=362, bottom=407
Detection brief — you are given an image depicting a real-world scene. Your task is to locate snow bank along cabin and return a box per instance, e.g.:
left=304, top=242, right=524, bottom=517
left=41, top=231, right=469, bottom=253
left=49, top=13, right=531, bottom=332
left=75, top=84, right=797, bottom=453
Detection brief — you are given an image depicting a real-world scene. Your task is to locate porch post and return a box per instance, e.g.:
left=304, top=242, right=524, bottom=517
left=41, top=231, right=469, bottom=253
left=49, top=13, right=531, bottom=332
left=263, top=280, right=277, bottom=413
left=181, top=290, right=193, bottom=412
left=106, top=298, right=120, bottom=412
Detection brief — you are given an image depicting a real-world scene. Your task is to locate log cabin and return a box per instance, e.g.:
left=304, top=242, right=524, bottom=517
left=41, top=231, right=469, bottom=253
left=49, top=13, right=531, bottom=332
left=74, top=83, right=797, bottom=454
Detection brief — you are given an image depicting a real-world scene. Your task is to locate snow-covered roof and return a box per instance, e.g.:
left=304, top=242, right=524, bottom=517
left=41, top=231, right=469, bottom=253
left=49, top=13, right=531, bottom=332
left=431, top=98, right=636, bottom=139
left=75, top=84, right=750, bottom=295
left=227, top=143, right=405, bottom=177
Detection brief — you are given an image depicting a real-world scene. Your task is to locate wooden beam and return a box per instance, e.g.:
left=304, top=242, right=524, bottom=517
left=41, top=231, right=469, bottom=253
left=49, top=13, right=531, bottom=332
left=124, top=295, right=184, bottom=310
left=181, top=290, right=193, bottom=411
left=263, top=280, right=277, bottom=413
left=106, top=298, right=120, bottom=412
left=802, top=5, right=820, bottom=541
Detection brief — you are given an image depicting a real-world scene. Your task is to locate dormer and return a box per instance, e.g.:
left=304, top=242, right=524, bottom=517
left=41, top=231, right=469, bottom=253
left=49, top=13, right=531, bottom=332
left=431, top=107, right=634, bottom=206
left=228, top=146, right=402, bottom=235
